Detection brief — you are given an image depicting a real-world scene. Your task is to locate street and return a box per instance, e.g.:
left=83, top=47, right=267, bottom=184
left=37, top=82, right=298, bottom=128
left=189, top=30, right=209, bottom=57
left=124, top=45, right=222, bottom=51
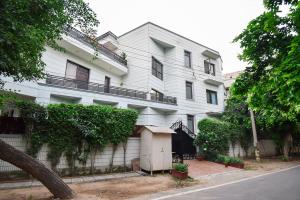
left=154, top=165, right=300, bottom=200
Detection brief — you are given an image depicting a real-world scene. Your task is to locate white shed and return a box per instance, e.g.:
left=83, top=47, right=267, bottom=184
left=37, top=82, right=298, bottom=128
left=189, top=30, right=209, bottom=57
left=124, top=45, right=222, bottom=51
left=139, top=126, right=175, bottom=173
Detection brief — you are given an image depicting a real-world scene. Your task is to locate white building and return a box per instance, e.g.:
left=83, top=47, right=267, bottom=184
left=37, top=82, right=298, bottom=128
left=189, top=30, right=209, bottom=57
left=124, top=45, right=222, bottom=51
left=3, top=22, right=224, bottom=134
left=223, top=70, right=243, bottom=101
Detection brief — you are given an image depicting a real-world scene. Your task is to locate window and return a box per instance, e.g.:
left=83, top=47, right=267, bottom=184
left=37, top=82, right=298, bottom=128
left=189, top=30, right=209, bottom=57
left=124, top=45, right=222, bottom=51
left=152, top=57, right=163, bottom=80
left=185, top=81, right=193, bottom=99
left=184, top=50, right=192, bottom=68
left=104, top=76, right=110, bottom=93
left=151, top=89, right=164, bottom=102
left=187, top=115, right=194, bottom=133
left=204, top=60, right=215, bottom=76
left=65, top=60, right=89, bottom=89
left=206, top=89, right=218, bottom=105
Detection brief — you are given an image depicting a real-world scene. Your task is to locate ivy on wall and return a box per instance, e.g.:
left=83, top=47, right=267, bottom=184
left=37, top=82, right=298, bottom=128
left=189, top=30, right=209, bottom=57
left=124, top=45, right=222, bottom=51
left=0, top=91, right=138, bottom=175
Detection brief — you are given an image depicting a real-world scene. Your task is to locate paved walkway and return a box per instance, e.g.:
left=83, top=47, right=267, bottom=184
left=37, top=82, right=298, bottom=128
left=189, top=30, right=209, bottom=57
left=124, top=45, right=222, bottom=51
left=184, top=160, right=239, bottom=179
left=0, top=172, right=140, bottom=190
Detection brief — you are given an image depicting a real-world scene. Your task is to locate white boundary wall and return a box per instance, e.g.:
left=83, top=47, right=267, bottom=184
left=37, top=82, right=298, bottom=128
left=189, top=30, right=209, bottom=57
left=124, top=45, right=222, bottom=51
left=0, top=134, right=140, bottom=173
left=228, top=140, right=277, bottom=157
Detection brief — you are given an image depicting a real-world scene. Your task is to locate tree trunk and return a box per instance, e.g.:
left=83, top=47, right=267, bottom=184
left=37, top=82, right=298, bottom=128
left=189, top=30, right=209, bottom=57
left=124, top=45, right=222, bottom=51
left=110, top=144, right=117, bottom=172
left=283, top=133, right=292, bottom=158
left=0, top=139, right=75, bottom=199
left=123, top=141, right=127, bottom=172
left=90, top=146, right=97, bottom=175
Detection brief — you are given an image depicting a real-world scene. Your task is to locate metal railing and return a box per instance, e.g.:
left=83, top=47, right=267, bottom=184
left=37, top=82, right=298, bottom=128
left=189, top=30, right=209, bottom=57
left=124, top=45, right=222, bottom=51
left=150, top=93, right=177, bottom=105
left=170, top=120, right=196, bottom=139
left=66, top=27, right=127, bottom=67
left=45, top=74, right=147, bottom=100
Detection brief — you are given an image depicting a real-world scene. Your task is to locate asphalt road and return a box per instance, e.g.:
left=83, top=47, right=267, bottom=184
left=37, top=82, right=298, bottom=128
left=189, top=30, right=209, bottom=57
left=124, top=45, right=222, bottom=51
left=156, top=166, right=300, bottom=200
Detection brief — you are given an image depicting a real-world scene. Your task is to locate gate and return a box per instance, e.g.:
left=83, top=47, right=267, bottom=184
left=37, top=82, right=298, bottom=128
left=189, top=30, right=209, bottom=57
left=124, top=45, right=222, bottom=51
left=170, top=120, right=196, bottom=162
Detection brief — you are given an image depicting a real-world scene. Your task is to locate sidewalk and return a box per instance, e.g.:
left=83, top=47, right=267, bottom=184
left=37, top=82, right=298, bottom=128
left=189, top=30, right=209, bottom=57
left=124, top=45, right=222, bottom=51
left=0, top=172, right=140, bottom=190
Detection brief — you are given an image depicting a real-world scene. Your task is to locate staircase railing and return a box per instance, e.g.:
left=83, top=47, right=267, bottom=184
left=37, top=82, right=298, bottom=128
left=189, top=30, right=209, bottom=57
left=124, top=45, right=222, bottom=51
left=170, top=120, right=196, bottom=139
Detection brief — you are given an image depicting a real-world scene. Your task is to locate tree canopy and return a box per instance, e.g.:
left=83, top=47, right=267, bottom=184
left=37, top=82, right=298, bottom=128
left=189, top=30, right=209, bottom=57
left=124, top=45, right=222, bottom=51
left=0, top=0, right=99, bottom=83
left=232, top=0, right=300, bottom=125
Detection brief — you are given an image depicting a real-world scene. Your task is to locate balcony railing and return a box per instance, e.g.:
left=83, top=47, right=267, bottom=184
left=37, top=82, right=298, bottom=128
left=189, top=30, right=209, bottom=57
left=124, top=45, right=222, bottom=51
left=65, top=27, right=127, bottom=67
left=150, top=93, right=177, bottom=105
left=45, top=74, right=147, bottom=100
left=45, top=74, right=177, bottom=105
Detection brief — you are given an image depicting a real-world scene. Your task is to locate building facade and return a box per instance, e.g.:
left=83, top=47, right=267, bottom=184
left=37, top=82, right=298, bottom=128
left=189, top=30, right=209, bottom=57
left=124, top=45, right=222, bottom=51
left=2, top=22, right=225, bottom=134
left=223, top=70, right=243, bottom=101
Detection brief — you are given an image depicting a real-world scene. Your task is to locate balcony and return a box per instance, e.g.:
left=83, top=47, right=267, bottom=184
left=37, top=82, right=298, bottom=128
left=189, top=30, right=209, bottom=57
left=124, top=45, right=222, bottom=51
left=45, top=74, right=147, bottom=100
left=150, top=93, right=177, bottom=105
left=66, top=27, right=127, bottom=67
left=44, top=75, right=178, bottom=105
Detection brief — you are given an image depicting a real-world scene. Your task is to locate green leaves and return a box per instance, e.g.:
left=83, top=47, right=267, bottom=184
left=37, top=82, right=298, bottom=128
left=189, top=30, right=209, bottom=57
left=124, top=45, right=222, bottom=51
left=194, top=118, right=230, bottom=157
left=38, top=104, right=138, bottom=170
left=0, top=0, right=99, bottom=83
left=0, top=93, right=138, bottom=171
left=233, top=0, right=300, bottom=126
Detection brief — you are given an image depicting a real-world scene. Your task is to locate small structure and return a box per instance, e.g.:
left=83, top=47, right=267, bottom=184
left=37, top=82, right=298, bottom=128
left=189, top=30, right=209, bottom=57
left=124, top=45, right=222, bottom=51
left=139, top=126, right=175, bottom=174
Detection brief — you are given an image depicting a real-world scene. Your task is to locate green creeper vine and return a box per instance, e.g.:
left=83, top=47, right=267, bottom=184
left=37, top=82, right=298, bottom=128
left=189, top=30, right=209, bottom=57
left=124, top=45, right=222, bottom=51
left=0, top=92, right=138, bottom=175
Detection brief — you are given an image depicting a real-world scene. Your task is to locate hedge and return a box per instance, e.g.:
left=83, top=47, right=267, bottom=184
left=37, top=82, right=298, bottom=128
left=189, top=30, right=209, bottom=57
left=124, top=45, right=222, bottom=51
left=0, top=92, right=138, bottom=174
left=194, top=118, right=230, bottom=160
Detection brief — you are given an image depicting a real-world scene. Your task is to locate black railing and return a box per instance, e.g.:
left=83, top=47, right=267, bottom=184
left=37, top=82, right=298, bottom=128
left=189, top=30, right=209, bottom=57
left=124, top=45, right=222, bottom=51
left=170, top=120, right=196, bottom=139
left=66, top=27, right=127, bottom=67
left=150, top=93, right=177, bottom=105
left=45, top=74, right=147, bottom=100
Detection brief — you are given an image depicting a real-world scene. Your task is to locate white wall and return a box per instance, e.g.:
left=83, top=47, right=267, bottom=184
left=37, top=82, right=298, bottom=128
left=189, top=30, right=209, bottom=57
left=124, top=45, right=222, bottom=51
left=42, top=47, right=123, bottom=86
left=228, top=140, right=277, bottom=158
left=119, top=23, right=225, bottom=130
left=0, top=134, right=140, bottom=174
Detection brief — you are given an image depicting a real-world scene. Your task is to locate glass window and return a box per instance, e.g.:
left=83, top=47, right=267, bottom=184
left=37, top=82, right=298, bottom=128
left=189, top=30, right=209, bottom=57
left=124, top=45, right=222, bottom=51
left=184, top=50, right=192, bottom=68
left=187, top=115, right=194, bottom=133
left=206, top=89, right=218, bottom=105
left=65, top=61, right=89, bottom=89
left=186, top=81, right=193, bottom=99
left=151, top=89, right=164, bottom=102
left=152, top=57, right=163, bottom=80
left=204, top=60, right=215, bottom=76
left=65, top=62, right=77, bottom=79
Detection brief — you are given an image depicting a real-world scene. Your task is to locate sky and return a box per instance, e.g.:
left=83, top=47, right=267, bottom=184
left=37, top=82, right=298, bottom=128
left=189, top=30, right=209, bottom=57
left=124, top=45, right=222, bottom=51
left=85, top=0, right=265, bottom=73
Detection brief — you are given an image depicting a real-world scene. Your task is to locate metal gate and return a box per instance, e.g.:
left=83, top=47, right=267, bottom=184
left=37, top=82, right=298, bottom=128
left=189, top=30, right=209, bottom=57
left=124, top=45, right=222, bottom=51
left=170, top=120, right=196, bottom=162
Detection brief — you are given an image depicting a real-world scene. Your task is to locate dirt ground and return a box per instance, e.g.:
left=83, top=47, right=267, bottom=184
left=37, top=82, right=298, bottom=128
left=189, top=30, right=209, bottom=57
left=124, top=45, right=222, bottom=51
left=0, top=157, right=299, bottom=200
left=0, top=175, right=197, bottom=200
left=244, top=157, right=300, bottom=171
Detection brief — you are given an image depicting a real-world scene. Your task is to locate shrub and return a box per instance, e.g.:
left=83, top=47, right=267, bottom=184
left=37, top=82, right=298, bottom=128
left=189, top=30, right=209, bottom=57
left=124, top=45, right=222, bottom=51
left=215, top=154, right=244, bottom=165
left=229, top=157, right=244, bottom=164
left=215, top=154, right=226, bottom=163
left=194, top=118, right=230, bottom=158
left=173, top=163, right=188, bottom=173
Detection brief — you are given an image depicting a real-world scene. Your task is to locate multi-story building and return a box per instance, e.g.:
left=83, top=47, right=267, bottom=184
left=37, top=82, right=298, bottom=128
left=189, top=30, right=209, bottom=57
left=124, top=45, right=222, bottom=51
left=3, top=22, right=224, bottom=135
left=223, top=70, right=243, bottom=101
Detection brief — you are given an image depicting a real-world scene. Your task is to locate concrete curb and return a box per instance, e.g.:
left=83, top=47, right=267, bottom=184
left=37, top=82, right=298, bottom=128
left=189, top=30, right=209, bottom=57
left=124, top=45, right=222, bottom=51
left=0, top=172, right=140, bottom=190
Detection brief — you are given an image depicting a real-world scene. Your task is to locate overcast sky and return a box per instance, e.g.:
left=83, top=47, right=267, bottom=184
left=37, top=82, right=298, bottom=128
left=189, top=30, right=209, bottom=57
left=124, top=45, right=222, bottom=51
left=85, top=0, right=265, bottom=73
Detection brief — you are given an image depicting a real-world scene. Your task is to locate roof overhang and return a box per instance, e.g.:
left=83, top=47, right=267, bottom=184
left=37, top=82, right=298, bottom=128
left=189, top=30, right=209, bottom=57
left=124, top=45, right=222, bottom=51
left=202, top=50, right=220, bottom=60
left=151, top=37, right=175, bottom=49
left=204, top=78, right=223, bottom=86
